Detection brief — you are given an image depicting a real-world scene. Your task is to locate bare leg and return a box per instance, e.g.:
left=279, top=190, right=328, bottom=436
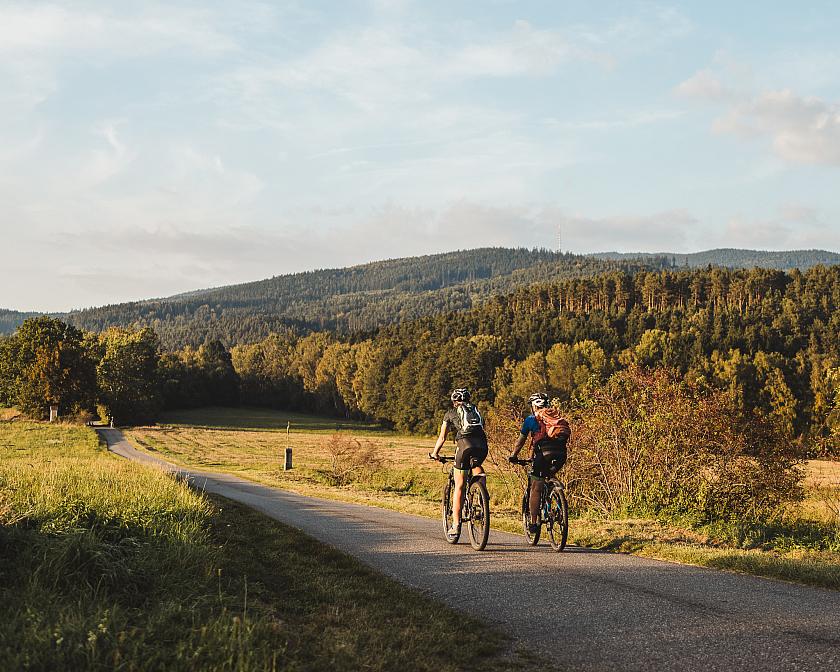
left=529, top=479, right=543, bottom=525
left=452, top=469, right=466, bottom=525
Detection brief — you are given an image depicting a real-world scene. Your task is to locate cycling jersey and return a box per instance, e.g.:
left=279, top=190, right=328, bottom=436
left=443, top=407, right=487, bottom=442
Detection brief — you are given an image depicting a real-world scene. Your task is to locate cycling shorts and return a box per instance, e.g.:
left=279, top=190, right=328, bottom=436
left=454, top=436, right=488, bottom=471
left=530, top=443, right=567, bottom=480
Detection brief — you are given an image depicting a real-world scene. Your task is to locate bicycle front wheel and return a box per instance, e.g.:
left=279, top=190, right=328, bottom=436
left=467, top=480, right=490, bottom=551
left=546, top=486, right=569, bottom=552
left=441, top=479, right=460, bottom=544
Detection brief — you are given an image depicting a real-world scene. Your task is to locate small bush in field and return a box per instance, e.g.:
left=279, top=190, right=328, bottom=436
left=565, top=367, right=804, bottom=523
left=323, top=433, right=384, bottom=486
left=484, top=407, right=531, bottom=509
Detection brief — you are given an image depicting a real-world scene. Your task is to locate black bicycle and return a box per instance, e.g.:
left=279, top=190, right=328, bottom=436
left=511, top=457, right=568, bottom=552
left=429, top=454, right=490, bottom=551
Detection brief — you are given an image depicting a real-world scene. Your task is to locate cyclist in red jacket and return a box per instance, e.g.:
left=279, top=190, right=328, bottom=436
left=509, top=392, right=570, bottom=534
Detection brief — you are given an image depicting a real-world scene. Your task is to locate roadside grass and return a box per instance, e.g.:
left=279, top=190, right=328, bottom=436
left=127, top=409, right=840, bottom=590
left=0, top=421, right=526, bottom=671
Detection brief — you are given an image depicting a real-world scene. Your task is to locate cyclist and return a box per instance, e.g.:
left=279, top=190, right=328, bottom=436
left=509, top=392, right=570, bottom=535
left=430, top=388, right=488, bottom=536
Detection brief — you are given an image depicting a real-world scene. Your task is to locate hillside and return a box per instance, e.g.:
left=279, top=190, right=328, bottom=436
left=58, top=248, right=650, bottom=347
left=589, top=248, right=840, bottom=270
left=3, top=247, right=837, bottom=347
left=0, top=309, right=40, bottom=335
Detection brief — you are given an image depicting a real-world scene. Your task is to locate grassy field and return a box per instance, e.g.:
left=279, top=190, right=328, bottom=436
left=158, top=406, right=394, bottom=435
left=0, top=421, right=527, bottom=671
left=128, top=407, right=840, bottom=590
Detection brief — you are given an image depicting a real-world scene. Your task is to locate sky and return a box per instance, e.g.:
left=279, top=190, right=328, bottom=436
left=1, top=1, right=839, bottom=312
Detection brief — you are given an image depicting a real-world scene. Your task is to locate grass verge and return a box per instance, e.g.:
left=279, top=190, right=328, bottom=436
left=1, top=421, right=526, bottom=671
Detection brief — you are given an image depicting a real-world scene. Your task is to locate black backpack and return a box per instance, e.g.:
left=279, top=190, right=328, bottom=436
left=456, top=403, right=484, bottom=435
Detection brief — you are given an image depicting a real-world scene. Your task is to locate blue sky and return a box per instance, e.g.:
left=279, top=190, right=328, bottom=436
left=1, top=1, right=839, bottom=311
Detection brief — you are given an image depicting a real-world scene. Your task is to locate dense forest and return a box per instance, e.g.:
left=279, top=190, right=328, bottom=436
left=0, top=310, right=39, bottom=334
left=228, top=264, right=839, bottom=452
left=591, top=248, right=840, bottom=270
left=4, top=247, right=835, bottom=347
left=2, top=259, right=838, bottom=455
left=60, top=249, right=646, bottom=347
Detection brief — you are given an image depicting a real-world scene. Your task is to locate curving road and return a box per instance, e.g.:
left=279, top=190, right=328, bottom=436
left=100, top=428, right=840, bottom=672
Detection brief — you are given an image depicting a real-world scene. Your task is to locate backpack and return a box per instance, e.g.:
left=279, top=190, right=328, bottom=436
left=456, top=403, right=484, bottom=435
left=532, top=408, right=571, bottom=446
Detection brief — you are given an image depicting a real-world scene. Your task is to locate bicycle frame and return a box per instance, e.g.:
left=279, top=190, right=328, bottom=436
left=512, top=456, right=569, bottom=551
left=433, top=454, right=490, bottom=551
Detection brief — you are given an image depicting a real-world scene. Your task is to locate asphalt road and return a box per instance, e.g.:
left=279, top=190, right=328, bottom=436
left=100, top=428, right=840, bottom=672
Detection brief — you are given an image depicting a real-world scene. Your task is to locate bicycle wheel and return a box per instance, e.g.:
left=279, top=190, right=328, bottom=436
left=546, top=485, right=569, bottom=552
left=522, top=488, right=540, bottom=545
left=467, top=479, right=490, bottom=551
left=441, top=479, right=460, bottom=544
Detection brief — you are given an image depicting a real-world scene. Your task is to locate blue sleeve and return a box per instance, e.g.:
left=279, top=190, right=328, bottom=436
left=520, top=415, right=539, bottom=436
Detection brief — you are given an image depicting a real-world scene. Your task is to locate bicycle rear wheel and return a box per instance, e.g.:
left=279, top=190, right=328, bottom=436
left=441, top=479, right=460, bottom=544
left=546, top=485, right=569, bottom=552
left=522, top=489, right=540, bottom=545
left=467, top=480, right=490, bottom=551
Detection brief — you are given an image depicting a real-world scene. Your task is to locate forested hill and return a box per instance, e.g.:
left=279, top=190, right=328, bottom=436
left=590, top=248, right=839, bottom=270
left=0, top=310, right=40, bottom=335
left=58, top=248, right=653, bottom=348
left=4, top=247, right=836, bottom=346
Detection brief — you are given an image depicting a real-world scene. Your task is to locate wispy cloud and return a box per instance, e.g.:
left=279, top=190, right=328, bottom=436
left=724, top=205, right=840, bottom=249
left=714, top=90, right=840, bottom=165
left=677, top=60, right=840, bottom=165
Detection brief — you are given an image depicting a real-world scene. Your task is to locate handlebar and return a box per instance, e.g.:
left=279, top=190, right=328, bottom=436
left=428, top=452, right=453, bottom=464
left=508, top=457, right=532, bottom=466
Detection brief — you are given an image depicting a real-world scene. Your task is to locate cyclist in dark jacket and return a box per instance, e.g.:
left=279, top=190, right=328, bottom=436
left=509, top=392, right=569, bottom=534
left=430, top=388, right=488, bottom=536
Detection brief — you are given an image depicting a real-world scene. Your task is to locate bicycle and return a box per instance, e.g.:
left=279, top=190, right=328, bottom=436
left=510, top=457, right=568, bottom=552
left=429, top=453, right=490, bottom=551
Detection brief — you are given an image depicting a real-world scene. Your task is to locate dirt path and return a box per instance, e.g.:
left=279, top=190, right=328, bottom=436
left=100, top=428, right=840, bottom=672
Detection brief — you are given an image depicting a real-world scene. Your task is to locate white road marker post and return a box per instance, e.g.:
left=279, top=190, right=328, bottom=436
left=284, top=421, right=293, bottom=470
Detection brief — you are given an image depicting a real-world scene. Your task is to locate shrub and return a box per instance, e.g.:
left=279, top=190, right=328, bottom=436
left=322, top=433, right=384, bottom=486
left=564, top=367, right=804, bottom=523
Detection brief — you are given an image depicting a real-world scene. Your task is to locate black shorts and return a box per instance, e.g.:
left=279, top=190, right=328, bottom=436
left=531, top=443, right=567, bottom=480
left=454, top=436, right=488, bottom=471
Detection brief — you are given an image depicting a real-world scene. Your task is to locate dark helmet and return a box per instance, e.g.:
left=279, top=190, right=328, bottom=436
left=450, top=388, right=471, bottom=402
left=528, top=392, right=550, bottom=408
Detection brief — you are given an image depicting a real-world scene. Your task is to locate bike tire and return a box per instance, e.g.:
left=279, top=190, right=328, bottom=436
left=442, top=479, right=460, bottom=544
left=467, top=480, right=490, bottom=551
left=546, top=485, right=569, bottom=552
left=522, top=489, right=540, bottom=545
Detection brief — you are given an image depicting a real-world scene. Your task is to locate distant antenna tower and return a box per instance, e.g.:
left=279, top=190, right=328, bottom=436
left=557, top=222, right=563, bottom=254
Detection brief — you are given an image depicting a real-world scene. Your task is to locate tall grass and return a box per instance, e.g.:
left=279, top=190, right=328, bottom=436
left=0, top=423, right=255, bottom=670
left=1, top=422, right=517, bottom=671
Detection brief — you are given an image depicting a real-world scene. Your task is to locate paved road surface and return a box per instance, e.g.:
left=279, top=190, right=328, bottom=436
left=100, top=428, right=840, bottom=672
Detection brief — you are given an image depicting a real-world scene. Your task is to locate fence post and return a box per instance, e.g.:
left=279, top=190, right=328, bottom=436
left=284, top=421, right=292, bottom=470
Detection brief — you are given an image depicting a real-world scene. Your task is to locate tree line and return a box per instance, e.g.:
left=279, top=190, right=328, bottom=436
left=0, top=317, right=238, bottom=425
left=1, top=265, right=837, bottom=454
left=228, top=265, right=839, bottom=452
left=59, top=249, right=651, bottom=347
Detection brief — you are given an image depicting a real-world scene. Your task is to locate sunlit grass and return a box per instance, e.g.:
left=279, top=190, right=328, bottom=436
left=1, top=421, right=523, bottom=671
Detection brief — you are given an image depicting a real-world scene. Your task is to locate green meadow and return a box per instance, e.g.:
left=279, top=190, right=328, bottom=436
left=0, top=421, right=521, bottom=671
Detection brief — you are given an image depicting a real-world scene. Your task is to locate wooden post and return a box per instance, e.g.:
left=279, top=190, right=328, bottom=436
left=284, top=422, right=292, bottom=470
left=49, top=405, right=59, bottom=423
